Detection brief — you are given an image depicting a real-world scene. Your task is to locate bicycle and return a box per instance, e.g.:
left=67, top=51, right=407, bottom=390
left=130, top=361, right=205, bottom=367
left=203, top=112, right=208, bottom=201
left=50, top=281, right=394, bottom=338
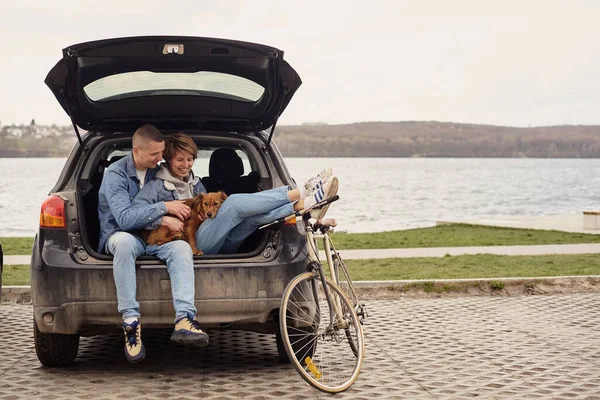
left=260, top=195, right=368, bottom=393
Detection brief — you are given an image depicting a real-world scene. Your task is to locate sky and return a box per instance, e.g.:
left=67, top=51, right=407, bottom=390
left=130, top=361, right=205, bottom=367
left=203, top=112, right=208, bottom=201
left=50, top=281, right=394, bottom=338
left=1, top=0, right=600, bottom=128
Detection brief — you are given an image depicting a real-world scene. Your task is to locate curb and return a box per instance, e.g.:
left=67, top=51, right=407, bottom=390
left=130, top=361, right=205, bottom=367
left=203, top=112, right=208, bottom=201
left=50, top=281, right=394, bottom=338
left=2, top=286, right=31, bottom=294
left=352, top=275, right=600, bottom=287
left=6, top=275, right=600, bottom=291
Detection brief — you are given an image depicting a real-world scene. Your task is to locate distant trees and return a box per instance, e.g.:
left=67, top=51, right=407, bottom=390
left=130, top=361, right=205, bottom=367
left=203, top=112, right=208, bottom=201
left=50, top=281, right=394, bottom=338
left=276, top=122, right=600, bottom=158
left=2, top=121, right=600, bottom=157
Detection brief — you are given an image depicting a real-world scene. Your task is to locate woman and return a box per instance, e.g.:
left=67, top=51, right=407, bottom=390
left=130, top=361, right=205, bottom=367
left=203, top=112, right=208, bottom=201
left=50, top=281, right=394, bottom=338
left=133, top=133, right=338, bottom=254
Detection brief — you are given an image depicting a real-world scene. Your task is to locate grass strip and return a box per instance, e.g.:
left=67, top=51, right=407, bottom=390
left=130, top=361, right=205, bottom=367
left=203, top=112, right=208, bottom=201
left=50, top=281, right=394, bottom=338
left=343, top=254, right=600, bottom=280
left=330, top=224, right=600, bottom=249
left=3, top=265, right=30, bottom=286
left=0, top=224, right=600, bottom=255
left=0, top=237, right=34, bottom=255
left=5, top=254, right=600, bottom=286
left=3, top=225, right=600, bottom=255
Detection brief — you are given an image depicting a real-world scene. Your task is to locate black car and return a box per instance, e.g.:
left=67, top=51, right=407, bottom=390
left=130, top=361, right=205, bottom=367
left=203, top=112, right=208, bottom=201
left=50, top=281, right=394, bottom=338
left=0, top=240, right=3, bottom=299
left=33, top=36, right=308, bottom=366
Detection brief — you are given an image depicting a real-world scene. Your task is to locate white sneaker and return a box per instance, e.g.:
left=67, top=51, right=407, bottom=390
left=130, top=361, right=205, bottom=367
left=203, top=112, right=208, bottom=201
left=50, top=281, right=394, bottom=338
left=305, top=176, right=339, bottom=220
left=304, top=167, right=333, bottom=193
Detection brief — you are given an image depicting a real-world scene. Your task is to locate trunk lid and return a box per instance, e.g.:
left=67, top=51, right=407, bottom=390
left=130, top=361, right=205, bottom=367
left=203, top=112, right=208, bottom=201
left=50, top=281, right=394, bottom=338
left=45, top=36, right=302, bottom=132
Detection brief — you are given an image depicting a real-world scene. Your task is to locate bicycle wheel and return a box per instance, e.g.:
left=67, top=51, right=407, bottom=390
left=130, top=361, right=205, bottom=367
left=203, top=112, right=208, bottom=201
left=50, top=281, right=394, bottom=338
left=328, top=255, right=361, bottom=357
left=331, top=253, right=359, bottom=309
left=280, top=272, right=364, bottom=393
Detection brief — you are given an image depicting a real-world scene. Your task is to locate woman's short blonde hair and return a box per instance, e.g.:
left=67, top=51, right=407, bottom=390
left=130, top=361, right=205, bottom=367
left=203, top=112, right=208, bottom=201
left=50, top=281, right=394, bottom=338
left=163, top=133, right=198, bottom=162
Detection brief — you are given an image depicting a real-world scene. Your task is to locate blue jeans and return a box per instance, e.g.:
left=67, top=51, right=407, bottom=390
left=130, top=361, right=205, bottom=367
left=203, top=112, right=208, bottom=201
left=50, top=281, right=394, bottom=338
left=196, top=186, right=294, bottom=254
left=107, top=231, right=197, bottom=321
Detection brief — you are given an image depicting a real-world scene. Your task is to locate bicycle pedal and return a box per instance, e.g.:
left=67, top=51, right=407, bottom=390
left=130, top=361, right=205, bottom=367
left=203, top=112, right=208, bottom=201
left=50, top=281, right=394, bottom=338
left=357, top=304, right=369, bottom=321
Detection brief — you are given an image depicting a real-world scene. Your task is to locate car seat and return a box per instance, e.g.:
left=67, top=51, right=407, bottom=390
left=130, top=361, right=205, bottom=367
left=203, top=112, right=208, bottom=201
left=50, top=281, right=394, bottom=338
left=202, top=148, right=260, bottom=195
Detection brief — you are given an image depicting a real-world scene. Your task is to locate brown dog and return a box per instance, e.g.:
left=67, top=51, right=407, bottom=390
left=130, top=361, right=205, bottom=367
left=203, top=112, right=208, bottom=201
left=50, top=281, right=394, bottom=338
left=139, top=191, right=227, bottom=255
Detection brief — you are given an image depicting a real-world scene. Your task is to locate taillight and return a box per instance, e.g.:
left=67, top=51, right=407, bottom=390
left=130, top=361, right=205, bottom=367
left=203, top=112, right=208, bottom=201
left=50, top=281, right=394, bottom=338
left=284, top=216, right=297, bottom=226
left=40, top=195, right=67, bottom=228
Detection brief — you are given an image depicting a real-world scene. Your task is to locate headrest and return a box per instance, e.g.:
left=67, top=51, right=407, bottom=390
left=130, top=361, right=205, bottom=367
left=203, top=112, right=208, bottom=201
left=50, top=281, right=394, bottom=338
left=209, top=148, right=243, bottom=177
left=98, top=155, right=126, bottom=168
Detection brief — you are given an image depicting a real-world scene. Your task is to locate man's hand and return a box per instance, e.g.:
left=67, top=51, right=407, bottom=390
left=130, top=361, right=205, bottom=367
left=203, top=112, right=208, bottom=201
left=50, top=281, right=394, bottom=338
left=164, top=200, right=191, bottom=221
left=160, top=215, right=184, bottom=232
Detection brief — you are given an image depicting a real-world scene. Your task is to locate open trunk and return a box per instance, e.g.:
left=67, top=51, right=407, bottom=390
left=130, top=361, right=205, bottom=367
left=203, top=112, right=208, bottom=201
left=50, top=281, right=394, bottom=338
left=77, top=130, right=285, bottom=258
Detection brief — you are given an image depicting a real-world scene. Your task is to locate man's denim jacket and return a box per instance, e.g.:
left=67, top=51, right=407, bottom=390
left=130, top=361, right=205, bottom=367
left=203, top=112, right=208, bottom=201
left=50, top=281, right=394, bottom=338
left=97, top=153, right=167, bottom=253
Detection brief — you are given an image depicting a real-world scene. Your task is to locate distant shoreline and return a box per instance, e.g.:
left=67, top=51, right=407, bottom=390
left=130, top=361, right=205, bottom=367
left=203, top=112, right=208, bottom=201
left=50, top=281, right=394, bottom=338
left=3, top=120, right=600, bottom=157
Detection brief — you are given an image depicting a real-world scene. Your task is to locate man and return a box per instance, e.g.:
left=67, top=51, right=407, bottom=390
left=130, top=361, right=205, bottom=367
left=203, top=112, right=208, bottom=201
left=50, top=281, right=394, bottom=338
left=97, top=124, right=209, bottom=363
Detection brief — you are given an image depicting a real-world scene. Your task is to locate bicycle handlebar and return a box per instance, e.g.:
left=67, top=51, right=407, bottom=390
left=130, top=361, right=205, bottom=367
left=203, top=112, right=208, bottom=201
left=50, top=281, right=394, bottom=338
left=259, top=195, right=340, bottom=229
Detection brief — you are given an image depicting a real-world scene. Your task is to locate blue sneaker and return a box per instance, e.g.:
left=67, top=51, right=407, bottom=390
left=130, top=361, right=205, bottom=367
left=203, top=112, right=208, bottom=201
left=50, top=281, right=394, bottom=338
left=123, top=319, right=145, bottom=363
left=171, top=312, right=209, bottom=347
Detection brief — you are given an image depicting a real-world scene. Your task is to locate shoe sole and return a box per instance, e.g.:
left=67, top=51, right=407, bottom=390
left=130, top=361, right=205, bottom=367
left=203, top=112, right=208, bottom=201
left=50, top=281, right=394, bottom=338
left=170, top=332, right=209, bottom=347
left=320, top=167, right=333, bottom=179
left=125, top=343, right=146, bottom=363
left=310, top=176, right=338, bottom=220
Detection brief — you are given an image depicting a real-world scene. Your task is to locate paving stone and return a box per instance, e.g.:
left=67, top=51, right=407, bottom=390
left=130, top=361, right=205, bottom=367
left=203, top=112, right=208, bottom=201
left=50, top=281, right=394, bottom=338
left=1, top=294, right=600, bottom=398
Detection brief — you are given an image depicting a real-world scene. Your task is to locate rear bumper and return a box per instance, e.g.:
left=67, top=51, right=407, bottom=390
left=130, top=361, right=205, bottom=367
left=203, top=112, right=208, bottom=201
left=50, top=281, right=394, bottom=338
left=33, top=260, right=305, bottom=335
left=33, top=258, right=306, bottom=335
left=32, top=253, right=308, bottom=335
left=32, top=224, right=308, bottom=335
left=34, top=297, right=282, bottom=335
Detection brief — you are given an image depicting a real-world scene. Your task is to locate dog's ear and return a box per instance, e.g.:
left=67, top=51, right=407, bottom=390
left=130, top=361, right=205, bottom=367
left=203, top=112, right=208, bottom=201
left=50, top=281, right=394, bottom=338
left=219, top=191, right=228, bottom=201
left=190, top=193, right=204, bottom=212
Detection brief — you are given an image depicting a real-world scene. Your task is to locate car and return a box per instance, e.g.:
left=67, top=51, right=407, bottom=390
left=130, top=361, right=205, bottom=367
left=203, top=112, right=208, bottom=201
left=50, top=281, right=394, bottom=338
left=0, top=240, right=3, bottom=299
left=33, top=36, right=308, bottom=366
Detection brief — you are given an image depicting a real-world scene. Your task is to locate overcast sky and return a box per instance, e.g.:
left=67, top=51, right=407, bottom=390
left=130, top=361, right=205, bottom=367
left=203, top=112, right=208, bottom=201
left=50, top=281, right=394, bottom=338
left=1, top=0, right=599, bottom=128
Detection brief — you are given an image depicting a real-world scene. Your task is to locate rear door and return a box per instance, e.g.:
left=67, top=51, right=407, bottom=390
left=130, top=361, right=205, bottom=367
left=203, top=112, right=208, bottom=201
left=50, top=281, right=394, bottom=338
left=45, top=36, right=302, bottom=132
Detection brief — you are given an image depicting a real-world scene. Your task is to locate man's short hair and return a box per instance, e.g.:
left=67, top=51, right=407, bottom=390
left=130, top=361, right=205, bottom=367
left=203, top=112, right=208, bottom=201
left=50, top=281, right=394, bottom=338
left=132, top=125, right=164, bottom=149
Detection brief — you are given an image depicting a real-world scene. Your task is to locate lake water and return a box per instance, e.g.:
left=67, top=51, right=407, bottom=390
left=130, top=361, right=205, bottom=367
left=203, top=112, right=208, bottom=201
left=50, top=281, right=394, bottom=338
left=1, top=157, right=599, bottom=237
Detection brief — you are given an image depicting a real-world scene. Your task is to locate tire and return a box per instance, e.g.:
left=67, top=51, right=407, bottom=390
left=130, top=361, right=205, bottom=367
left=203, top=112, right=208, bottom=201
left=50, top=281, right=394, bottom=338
left=275, top=322, right=317, bottom=364
left=34, top=319, right=80, bottom=367
left=331, top=255, right=359, bottom=357
left=0, top=240, right=3, bottom=299
left=280, top=272, right=364, bottom=393
left=331, top=254, right=357, bottom=309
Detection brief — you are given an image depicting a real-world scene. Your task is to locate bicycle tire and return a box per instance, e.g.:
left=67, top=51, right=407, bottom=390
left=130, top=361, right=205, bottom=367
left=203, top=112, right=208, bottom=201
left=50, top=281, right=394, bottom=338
left=330, top=255, right=362, bottom=357
left=280, top=272, right=364, bottom=393
left=330, top=251, right=359, bottom=309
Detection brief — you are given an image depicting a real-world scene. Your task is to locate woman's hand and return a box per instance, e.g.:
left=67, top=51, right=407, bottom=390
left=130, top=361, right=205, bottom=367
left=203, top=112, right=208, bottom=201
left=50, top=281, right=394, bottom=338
left=318, top=218, right=337, bottom=227
left=164, top=200, right=191, bottom=221
left=160, top=215, right=184, bottom=232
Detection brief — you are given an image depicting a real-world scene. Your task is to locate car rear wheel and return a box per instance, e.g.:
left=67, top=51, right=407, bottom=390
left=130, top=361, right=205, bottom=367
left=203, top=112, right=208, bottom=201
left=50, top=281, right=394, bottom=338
left=34, top=319, right=80, bottom=366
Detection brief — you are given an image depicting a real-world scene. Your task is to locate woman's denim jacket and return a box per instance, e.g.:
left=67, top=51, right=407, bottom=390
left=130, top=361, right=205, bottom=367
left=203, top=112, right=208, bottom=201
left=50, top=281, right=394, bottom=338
left=132, top=174, right=207, bottom=230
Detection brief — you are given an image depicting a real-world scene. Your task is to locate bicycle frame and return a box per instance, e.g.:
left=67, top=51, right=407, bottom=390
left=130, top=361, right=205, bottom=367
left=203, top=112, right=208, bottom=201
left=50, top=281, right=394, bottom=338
left=303, top=219, right=349, bottom=330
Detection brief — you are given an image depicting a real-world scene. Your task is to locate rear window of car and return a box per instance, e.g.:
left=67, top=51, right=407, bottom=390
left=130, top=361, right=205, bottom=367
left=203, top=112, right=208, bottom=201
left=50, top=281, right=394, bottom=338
left=84, top=71, right=265, bottom=103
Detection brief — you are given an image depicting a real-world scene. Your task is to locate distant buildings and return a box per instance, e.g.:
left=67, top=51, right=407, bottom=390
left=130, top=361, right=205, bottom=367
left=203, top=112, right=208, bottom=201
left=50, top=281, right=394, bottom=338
left=0, top=122, right=75, bottom=139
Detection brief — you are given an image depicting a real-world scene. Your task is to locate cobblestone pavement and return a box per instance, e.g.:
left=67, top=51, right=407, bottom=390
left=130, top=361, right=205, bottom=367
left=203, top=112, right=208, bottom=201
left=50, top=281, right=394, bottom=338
left=2, top=294, right=600, bottom=399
